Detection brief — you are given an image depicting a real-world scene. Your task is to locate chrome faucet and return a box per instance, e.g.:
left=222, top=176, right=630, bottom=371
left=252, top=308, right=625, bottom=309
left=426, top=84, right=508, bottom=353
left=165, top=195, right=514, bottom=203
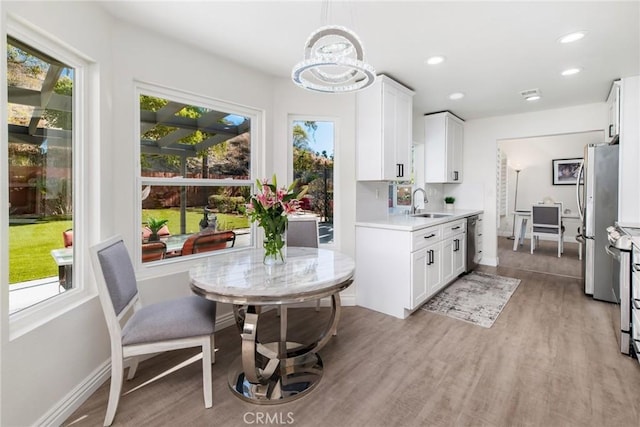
left=411, top=188, right=428, bottom=214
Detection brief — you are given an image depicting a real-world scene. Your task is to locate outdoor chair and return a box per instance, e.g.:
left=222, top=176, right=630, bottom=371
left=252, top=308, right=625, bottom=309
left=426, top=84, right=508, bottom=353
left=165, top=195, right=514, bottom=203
left=530, top=204, right=564, bottom=257
left=141, top=241, right=167, bottom=262
left=63, top=228, right=73, bottom=248
left=89, top=235, right=217, bottom=426
left=181, top=230, right=236, bottom=255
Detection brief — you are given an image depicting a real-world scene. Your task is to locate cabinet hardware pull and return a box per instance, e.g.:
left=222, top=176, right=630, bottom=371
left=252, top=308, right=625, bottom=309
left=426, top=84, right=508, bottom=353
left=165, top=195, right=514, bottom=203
left=428, top=249, right=434, bottom=265
left=453, top=171, right=459, bottom=181
left=397, top=163, right=404, bottom=177
left=452, top=226, right=461, bottom=230
left=609, top=124, right=614, bottom=138
left=424, top=233, right=436, bottom=239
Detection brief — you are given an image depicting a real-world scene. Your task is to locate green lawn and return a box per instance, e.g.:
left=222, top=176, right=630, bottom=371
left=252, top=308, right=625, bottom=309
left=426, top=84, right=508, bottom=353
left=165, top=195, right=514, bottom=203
left=141, top=208, right=248, bottom=234
left=9, top=209, right=249, bottom=285
left=9, top=220, right=72, bottom=284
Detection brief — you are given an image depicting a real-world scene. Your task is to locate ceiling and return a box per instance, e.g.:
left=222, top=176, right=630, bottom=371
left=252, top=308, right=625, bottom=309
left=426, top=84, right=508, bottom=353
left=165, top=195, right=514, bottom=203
left=99, top=1, right=640, bottom=120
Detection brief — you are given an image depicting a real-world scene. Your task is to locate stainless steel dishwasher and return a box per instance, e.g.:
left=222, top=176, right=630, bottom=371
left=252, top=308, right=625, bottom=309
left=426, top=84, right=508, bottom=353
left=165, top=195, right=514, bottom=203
left=466, top=215, right=479, bottom=272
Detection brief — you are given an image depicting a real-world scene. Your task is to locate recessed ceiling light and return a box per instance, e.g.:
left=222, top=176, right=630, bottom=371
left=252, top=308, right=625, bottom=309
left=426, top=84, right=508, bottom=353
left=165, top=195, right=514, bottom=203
left=449, top=92, right=464, bottom=100
left=525, top=95, right=541, bottom=102
left=559, top=31, right=586, bottom=44
left=561, top=67, right=582, bottom=76
left=425, top=56, right=445, bottom=65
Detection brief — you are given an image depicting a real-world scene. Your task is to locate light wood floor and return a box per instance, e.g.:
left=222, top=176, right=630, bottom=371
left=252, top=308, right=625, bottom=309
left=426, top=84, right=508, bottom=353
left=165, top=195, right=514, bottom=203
left=65, top=243, right=640, bottom=426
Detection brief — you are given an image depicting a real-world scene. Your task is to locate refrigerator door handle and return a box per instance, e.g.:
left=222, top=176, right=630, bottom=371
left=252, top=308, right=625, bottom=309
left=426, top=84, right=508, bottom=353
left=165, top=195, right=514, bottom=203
left=576, top=160, right=585, bottom=222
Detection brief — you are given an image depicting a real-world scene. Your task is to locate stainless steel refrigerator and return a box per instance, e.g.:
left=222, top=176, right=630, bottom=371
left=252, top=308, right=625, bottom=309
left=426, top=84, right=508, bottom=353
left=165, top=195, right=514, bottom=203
left=576, top=143, right=619, bottom=302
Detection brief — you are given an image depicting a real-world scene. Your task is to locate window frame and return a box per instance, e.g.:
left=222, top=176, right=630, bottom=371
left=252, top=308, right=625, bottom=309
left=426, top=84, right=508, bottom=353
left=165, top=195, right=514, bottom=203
left=288, top=115, right=338, bottom=249
left=5, top=17, right=99, bottom=339
left=133, top=82, right=262, bottom=272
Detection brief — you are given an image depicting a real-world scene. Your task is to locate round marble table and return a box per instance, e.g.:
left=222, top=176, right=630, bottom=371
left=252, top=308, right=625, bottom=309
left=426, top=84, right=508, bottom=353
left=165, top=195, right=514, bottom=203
left=189, top=247, right=355, bottom=404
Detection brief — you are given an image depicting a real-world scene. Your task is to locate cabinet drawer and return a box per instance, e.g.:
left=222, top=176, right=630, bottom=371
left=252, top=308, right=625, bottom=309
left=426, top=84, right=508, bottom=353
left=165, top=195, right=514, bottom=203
left=412, top=225, right=442, bottom=252
left=632, top=266, right=640, bottom=308
left=443, top=219, right=466, bottom=237
left=632, top=308, right=640, bottom=343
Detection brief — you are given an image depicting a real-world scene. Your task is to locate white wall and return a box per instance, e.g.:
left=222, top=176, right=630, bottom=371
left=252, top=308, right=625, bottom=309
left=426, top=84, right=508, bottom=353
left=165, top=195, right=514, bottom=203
left=497, top=131, right=603, bottom=237
left=454, top=103, right=608, bottom=266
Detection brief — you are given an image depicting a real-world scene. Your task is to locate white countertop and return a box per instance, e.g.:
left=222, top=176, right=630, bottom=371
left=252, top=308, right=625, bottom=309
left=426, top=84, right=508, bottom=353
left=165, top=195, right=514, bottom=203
left=618, top=224, right=640, bottom=249
left=355, top=209, right=483, bottom=231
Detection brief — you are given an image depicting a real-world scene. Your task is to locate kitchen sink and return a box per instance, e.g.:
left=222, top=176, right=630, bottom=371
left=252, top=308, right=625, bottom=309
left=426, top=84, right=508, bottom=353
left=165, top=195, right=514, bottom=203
left=411, top=213, right=454, bottom=218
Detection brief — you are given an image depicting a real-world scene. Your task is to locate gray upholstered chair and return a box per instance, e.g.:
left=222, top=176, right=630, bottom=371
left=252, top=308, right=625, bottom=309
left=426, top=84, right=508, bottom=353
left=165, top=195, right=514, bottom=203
left=287, top=218, right=319, bottom=248
left=530, top=204, right=564, bottom=257
left=286, top=218, right=328, bottom=315
left=90, top=235, right=216, bottom=426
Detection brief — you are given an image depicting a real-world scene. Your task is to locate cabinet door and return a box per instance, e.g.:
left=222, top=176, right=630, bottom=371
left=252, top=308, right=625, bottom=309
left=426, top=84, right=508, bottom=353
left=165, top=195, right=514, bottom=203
left=394, top=89, right=412, bottom=180
left=441, top=237, right=455, bottom=287
left=450, top=118, right=463, bottom=182
left=382, top=84, right=397, bottom=180
left=410, top=248, right=428, bottom=309
left=425, top=112, right=464, bottom=183
left=607, top=81, right=621, bottom=142
left=452, top=233, right=466, bottom=276
left=427, top=243, right=443, bottom=295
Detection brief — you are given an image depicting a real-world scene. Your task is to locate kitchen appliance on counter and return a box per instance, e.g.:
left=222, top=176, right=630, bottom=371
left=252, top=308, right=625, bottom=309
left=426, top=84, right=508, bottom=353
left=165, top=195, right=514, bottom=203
left=576, top=143, right=619, bottom=302
left=607, top=225, right=632, bottom=354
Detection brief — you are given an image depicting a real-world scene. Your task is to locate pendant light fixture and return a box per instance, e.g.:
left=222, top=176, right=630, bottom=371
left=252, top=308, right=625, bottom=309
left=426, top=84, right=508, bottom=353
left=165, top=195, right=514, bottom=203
left=291, top=1, right=376, bottom=93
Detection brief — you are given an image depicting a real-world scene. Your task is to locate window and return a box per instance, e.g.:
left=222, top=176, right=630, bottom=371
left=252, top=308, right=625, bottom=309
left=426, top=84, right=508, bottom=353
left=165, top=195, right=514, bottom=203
left=291, top=119, right=334, bottom=244
left=138, top=88, right=256, bottom=263
left=389, top=144, right=415, bottom=213
left=7, top=36, right=75, bottom=313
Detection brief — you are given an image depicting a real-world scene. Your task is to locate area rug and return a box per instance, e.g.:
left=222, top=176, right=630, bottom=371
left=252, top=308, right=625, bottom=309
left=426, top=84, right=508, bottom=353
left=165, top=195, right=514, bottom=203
left=420, top=271, right=521, bottom=328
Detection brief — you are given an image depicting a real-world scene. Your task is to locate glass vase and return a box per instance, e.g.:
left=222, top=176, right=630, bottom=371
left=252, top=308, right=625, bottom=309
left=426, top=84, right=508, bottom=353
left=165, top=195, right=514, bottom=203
left=263, top=230, right=287, bottom=265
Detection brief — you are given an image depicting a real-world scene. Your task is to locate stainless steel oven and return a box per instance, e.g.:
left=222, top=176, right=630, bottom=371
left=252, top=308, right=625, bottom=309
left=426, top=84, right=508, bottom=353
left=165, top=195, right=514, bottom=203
left=607, top=226, right=632, bottom=354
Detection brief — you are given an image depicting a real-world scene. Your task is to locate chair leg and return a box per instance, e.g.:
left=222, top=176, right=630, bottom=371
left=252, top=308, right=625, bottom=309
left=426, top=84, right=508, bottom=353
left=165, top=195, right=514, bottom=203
left=126, top=357, right=139, bottom=380
left=530, top=234, right=534, bottom=254
left=202, top=338, right=213, bottom=408
left=579, top=242, right=582, bottom=260
left=210, top=334, right=216, bottom=365
left=558, top=237, right=561, bottom=258
left=104, top=355, right=124, bottom=426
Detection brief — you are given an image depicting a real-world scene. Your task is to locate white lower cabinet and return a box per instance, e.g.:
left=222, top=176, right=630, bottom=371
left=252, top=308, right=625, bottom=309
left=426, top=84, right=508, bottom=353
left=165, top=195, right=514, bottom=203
left=442, top=220, right=467, bottom=285
left=356, top=217, right=468, bottom=319
left=425, top=242, right=443, bottom=296
left=411, top=248, right=429, bottom=307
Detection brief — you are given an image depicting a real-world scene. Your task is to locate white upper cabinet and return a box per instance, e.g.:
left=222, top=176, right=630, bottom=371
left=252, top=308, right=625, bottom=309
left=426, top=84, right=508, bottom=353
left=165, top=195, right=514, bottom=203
left=356, top=75, right=414, bottom=181
left=424, top=111, right=464, bottom=183
left=607, top=80, right=621, bottom=142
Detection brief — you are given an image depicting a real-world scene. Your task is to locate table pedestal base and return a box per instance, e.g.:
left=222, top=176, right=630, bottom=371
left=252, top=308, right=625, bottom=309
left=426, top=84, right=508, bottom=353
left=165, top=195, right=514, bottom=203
left=228, top=347, right=323, bottom=404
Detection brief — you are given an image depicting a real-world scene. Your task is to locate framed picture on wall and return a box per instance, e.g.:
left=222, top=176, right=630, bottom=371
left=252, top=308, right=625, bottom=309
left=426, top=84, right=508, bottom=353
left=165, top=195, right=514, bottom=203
left=552, top=158, right=583, bottom=185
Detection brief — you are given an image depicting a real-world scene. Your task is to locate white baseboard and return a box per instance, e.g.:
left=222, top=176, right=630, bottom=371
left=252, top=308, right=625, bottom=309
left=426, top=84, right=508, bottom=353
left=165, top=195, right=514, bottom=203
left=37, top=360, right=111, bottom=426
